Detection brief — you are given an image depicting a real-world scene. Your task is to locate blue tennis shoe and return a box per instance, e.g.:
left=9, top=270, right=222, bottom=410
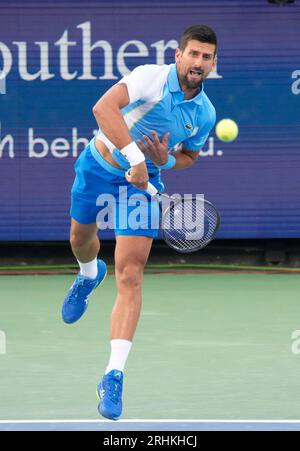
left=96, top=370, right=124, bottom=421
left=62, top=259, right=107, bottom=324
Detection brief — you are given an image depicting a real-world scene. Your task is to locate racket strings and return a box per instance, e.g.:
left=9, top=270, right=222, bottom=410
left=162, top=198, right=220, bottom=253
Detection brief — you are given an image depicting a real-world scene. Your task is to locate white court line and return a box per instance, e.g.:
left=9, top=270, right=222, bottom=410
left=1, top=419, right=300, bottom=424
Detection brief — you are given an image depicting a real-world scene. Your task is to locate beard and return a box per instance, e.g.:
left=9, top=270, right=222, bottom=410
left=179, top=69, right=204, bottom=90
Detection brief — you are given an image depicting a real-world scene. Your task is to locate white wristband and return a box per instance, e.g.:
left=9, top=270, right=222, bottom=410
left=120, top=141, right=145, bottom=166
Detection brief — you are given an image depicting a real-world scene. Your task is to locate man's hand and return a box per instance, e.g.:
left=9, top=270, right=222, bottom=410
left=125, top=161, right=149, bottom=190
left=137, top=131, right=170, bottom=166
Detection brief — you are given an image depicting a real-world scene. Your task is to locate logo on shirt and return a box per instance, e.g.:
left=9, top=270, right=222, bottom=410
left=185, top=125, right=199, bottom=137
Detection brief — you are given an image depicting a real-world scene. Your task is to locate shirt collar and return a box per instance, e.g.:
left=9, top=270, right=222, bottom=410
left=168, top=63, right=204, bottom=105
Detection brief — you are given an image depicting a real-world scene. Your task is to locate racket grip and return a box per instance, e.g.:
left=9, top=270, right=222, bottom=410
left=126, top=170, right=158, bottom=196
left=145, top=182, right=158, bottom=196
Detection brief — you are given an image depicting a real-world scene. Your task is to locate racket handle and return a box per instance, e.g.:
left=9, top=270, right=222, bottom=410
left=145, top=182, right=159, bottom=196
left=126, top=169, right=158, bottom=196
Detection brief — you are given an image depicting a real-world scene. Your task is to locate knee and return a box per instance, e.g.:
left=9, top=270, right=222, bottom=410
left=117, top=264, right=144, bottom=290
left=70, top=230, right=89, bottom=250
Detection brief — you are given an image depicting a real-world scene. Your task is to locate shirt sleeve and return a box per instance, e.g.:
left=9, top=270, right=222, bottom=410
left=182, top=108, right=216, bottom=151
left=117, top=64, right=169, bottom=104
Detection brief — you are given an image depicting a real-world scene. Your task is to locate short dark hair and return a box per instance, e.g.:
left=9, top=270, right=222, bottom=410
left=179, top=25, right=217, bottom=54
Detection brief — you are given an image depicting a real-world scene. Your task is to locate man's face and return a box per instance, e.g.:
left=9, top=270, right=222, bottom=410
left=175, top=40, right=216, bottom=91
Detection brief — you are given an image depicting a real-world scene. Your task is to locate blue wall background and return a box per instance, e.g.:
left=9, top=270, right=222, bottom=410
left=0, top=0, right=299, bottom=240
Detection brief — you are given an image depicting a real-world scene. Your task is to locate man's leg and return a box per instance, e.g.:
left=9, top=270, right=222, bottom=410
left=70, top=218, right=99, bottom=261
left=61, top=218, right=107, bottom=324
left=112, top=234, right=153, bottom=341
left=70, top=218, right=100, bottom=277
left=97, top=235, right=153, bottom=420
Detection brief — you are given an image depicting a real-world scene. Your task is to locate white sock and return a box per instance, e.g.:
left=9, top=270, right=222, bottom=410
left=77, top=257, right=98, bottom=279
left=105, top=339, right=132, bottom=374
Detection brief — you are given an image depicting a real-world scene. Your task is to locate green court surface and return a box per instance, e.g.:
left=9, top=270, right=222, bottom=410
left=1, top=273, right=300, bottom=421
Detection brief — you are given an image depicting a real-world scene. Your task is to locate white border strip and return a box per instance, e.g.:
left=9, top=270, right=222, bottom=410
left=1, top=419, right=300, bottom=424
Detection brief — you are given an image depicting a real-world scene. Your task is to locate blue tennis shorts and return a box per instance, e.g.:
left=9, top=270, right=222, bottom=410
left=70, top=139, right=164, bottom=237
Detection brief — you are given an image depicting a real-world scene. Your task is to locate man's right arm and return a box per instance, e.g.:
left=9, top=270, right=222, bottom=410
left=92, top=83, right=148, bottom=190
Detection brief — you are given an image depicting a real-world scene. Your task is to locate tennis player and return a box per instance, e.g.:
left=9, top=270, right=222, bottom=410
left=62, top=25, right=217, bottom=420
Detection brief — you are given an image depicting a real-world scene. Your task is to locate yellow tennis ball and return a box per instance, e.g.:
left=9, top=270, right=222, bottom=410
left=215, top=119, right=239, bottom=142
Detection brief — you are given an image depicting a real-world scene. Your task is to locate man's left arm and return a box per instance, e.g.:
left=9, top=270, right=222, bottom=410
left=138, top=108, right=215, bottom=170
left=137, top=132, right=200, bottom=170
left=174, top=109, right=216, bottom=169
left=172, top=147, right=200, bottom=170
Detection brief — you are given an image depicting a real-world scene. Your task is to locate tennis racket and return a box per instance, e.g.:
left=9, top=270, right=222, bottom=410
left=126, top=170, right=221, bottom=253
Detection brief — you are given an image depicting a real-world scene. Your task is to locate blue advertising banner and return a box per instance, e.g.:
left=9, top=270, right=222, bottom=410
left=0, top=0, right=299, bottom=240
